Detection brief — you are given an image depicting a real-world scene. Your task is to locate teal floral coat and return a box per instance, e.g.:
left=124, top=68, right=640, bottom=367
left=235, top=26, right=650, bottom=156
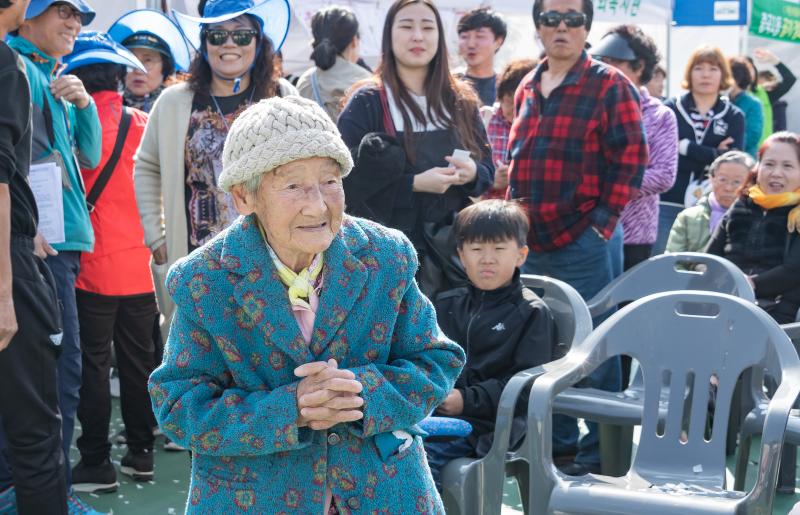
left=149, top=214, right=465, bottom=514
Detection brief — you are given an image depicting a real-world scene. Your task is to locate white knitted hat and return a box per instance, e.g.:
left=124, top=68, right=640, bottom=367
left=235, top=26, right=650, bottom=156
left=219, top=96, right=353, bottom=193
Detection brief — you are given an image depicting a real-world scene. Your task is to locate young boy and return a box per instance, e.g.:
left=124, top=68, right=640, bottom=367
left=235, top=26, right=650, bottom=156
left=456, top=8, right=507, bottom=106
left=426, top=199, right=558, bottom=488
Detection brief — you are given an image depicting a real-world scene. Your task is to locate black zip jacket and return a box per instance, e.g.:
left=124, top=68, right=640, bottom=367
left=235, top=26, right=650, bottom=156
left=706, top=196, right=800, bottom=324
left=434, top=270, right=558, bottom=454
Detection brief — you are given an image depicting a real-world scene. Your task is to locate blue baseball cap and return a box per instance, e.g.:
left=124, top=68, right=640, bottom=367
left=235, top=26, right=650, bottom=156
left=62, top=31, right=146, bottom=74
left=173, top=0, right=290, bottom=52
left=26, top=0, right=96, bottom=25
left=108, top=9, right=191, bottom=72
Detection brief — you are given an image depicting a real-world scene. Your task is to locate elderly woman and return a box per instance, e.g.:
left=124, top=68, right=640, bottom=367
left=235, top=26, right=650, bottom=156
left=149, top=96, right=465, bottom=513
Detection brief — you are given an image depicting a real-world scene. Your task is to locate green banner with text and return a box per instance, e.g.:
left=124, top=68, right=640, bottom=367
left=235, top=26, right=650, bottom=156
left=750, top=0, right=800, bottom=43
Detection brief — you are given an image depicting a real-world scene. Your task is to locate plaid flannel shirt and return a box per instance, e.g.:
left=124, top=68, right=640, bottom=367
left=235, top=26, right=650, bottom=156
left=507, top=51, right=648, bottom=251
left=485, top=106, right=512, bottom=199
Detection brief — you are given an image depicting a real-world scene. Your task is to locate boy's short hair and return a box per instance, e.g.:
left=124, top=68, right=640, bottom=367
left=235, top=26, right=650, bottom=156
left=455, top=200, right=529, bottom=248
left=496, top=58, right=537, bottom=101
left=457, top=8, right=507, bottom=42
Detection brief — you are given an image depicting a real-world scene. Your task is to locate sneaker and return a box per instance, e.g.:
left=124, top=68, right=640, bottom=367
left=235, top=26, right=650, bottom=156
left=71, top=459, right=119, bottom=494
left=0, top=486, right=16, bottom=515
left=163, top=437, right=186, bottom=452
left=67, top=493, right=106, bottom=515
left=120, top=450, right=154, bottom=482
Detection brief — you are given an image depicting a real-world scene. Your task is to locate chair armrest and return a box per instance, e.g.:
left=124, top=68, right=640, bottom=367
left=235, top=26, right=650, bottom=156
left=783, top=322, right=800, bottom=346
left=483, top=357, right=571, bottom=462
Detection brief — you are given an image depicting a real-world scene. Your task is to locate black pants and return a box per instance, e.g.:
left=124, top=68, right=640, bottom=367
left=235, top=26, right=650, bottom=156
left=623, top=244, right=652, bottom=272
left=76, top=290, right=158, bottom=463
left=0, top=236, right=66, bottom=514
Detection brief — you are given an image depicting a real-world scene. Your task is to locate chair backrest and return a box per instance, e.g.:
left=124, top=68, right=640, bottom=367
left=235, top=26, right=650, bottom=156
left=572, top=291, right=799, bottom=491
left=521, top=274, right=592, bottom=356
left=586, top=252, right=756, bottom=318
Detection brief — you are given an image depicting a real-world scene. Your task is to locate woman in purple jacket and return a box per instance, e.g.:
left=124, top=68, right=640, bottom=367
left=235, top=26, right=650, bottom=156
left=592, top=25, right=678, bottom=268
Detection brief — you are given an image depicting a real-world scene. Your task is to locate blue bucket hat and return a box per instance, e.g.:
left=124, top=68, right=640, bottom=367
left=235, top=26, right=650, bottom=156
left=26, top=0, right=95, bottom=25
left=173, top=0, right=291, bottom=52
left=108, top=9, right=191, bottom=72
left=62, top=31, right=147, bottom=74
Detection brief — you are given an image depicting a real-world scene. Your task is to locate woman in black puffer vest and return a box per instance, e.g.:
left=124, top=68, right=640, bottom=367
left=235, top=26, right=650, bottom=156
left=706, top=131, right=800, bottom=324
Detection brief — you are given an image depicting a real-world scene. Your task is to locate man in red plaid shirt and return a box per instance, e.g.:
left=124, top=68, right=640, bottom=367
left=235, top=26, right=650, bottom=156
left=507, top=0, right=648, bottom=475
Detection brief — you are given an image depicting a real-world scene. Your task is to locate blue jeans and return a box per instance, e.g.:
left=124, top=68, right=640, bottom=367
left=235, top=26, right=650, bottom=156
left=523, top=225, right=623, bottom=466
left=45, top=252, right=83, bottom=488
left=424, top=437, right=475, bottom=490
left=652, top=202, right=683, bottom=255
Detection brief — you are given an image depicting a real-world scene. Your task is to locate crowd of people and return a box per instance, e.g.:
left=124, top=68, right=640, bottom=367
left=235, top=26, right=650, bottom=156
left=0, top=0, right=798, bottom=512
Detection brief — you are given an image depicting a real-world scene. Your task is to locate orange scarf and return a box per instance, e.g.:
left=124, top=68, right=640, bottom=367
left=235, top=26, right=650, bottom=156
left=748, top=185, right=800, bottom=233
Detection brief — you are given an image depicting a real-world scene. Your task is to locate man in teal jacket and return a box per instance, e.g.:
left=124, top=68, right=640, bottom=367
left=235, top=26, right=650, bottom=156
left=6, top=0, right=101, bottom=512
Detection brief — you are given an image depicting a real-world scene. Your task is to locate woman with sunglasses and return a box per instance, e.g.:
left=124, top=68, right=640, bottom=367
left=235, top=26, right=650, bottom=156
left=134, top=0, right=295, bottom=337
left=337, top=0, right=494, bottom=298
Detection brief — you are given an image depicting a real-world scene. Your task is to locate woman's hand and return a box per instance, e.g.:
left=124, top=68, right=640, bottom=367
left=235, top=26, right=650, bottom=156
left=435, top=389, right=464, bottom=417
left=295, top=359, right=364, bottom=430
left=152, top=243, right=167, bottom=265
left=445, top=155, right=477, bottom=186
left=717, top=137, right=734, bottom=151
left=412, top=167, right=459, bottom=194
left=753, top=48, right=780, bottom=66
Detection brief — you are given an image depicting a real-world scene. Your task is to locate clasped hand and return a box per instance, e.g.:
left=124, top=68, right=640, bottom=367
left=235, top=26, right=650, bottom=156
left=295, top=358, right=364, bottom=430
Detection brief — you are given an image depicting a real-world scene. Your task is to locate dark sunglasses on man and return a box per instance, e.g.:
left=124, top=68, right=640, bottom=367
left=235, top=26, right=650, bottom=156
left=203, top=28, right=259, bottom=46
left=538, top=11, right=587, bottom=28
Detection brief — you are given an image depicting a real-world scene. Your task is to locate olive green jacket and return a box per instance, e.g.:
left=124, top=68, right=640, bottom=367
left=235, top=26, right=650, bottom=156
left=666, top=196, right=712, bottom=253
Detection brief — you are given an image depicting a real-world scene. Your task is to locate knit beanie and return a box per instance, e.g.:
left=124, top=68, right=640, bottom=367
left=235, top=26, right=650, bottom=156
left=219, top=96, right=353, bottom=193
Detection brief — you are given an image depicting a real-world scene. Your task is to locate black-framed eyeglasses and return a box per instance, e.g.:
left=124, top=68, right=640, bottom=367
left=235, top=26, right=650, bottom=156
left=53, top=3, right=83, bottom=23
left=538, top=11, right=587, bottom=28
left=204, top=29, right=258, bottom=46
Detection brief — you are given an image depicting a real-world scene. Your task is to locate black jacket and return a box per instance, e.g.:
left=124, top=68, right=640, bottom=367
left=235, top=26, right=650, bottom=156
left=434, top=271, right=558, bottom=455
left=706, top=196, right=800, bottom=323
left=662, top=94, right=745, bottom=205
left=338, top=86, right=494, bottom=238
left=0, top=41, right=37, bottom=238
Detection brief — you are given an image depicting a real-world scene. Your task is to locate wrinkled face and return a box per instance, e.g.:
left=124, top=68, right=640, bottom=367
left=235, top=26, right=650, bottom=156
left=20, top=2, right=82, bottom=58
left=537, top=0, right=588, bottom=63
left=458, top=238, right=528, bottom=291
left=458, top=27, right=502, bottom=70
left=204, top=16, right=258, bottom=80
left=242, top=157, right=345, bottom=271
left=125, top=48, right=165, bottom=96
left=757, top=142, right=800, bottom=195
left=598, top=56, right=641, bottom=85
left=690, top=61, right=722, bottom=95
left=711, top=162, right=750, bottom=208
left=391, top=2, right=439, bottom=71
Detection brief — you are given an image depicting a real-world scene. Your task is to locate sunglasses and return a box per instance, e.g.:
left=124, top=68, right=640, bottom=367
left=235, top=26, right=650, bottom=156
left=204, top=29, right=258, bottom=46
left=538, top=11, right=588, bottom=28
left=53, top=3, right=83, bottom=23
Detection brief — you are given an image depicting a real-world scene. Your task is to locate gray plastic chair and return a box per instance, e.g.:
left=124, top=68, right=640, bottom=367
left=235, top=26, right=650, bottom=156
left=527, top=291, right=800, bottom=515
left=552, top=252, right=756, bottom=474
left=734, top=321, right=800, bottom=491
left=439, top=274, right=591, bottom=515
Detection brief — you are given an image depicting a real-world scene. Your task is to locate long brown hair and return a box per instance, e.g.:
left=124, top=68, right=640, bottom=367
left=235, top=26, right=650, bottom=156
left=364, top=0, right=487, bottom=162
